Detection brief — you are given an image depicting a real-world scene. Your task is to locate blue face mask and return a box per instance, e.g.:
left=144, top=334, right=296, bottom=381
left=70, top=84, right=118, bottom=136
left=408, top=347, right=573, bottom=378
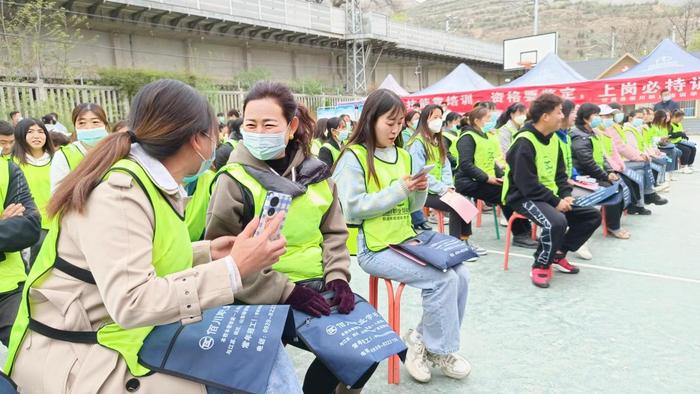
left=77, top=127, right=108, bottom=146
left=483, top=121, right=496, bottom=133
left=338, top=129, right=350, bottom=142
left=241, top=129, right=288, bottom=161
left=183, top=134, right=216, bottom=184
left=602, top=118, right=614, bottom=128
left=632, top=118, right=644, bottom=128
left=590, top=116, right=603, bottom=128
left=614, top=113, right=624, bottom=124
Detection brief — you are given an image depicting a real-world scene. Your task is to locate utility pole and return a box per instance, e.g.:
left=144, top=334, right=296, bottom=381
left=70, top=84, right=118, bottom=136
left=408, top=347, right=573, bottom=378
left=610, top=28, right=616, bottom=58
left=533, top=0, right=539, bottom=35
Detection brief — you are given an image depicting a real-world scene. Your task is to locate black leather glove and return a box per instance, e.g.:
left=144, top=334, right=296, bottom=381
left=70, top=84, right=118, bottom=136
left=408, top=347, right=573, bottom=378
left=285, top=285, right=331, bottom=317
left=325, top=279, right=355, bottom=314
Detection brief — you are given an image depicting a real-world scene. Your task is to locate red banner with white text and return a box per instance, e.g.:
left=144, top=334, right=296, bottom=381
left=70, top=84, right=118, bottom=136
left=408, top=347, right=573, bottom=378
left=402, top=71, right=700, bottom=112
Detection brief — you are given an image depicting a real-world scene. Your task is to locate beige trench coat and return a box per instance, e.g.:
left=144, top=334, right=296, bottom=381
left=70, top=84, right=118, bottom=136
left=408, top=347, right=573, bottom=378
left=10, top=157, right=239, bottom=393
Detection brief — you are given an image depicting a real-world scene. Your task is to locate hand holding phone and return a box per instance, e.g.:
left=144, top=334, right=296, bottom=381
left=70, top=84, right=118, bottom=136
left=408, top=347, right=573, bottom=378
left=255, top=192, right=292, bottom=240
left=411, top=164, right=435, bottom=180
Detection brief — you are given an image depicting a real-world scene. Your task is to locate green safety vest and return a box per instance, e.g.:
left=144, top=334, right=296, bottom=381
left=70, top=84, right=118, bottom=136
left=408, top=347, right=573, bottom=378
left=60, top=143, right=85, bottom=171
left=443, top=130, right=459, bottom=159
left=184, top=169, right=216, bottom=242
left=321, top=141, right=341, bottom=163
left=670, top=123, right=684, bottom=144
left=220, top=163, right=333, bottom=282
left=347, top=144, right=415, bottom=252
left=613, top=124, right=627, bottom=144
left=5, top=158, right=193, bottom=377
left=407, top=134, right=443, bottom=181
left=223, top=139, right=239, bottom=150
left=623, top=125, right=645, bottom=151
left=558, top=134, right=574, bottom=179
left=14, top=157, right=52, bottom=229
left=464, top=130, right=497, bottom=177
left=501, top=131, right=560, bottom=203
left=0, top=159, right=27, bottom=294
left=590, top=134, right=606, bottom=171
left=311, top=139, right=323, bottom=156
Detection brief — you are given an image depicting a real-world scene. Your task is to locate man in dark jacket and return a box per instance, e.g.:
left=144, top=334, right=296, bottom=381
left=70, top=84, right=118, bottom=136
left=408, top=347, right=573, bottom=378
left=653, top=89, right=680, bottom=112
left=504, top=94, right=601, bottom=288
left=0, top=158, right=41, bottom=345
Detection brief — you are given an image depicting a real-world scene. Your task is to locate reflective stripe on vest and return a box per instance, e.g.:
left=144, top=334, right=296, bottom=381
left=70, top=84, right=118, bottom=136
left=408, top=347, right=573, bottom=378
left=4, top=158, right=193, bottom=377
left=60, top=143, right=85, bottom=171
left=670, top=123, right=684, bottom=144
left=220, top=163, right=333, bottom=282
left=558, top=134, right=574, bottom=178
left=184, top=169, right=216, bottom=242
left=408, top=134, right=443, bottom=180
left=0, top=159, right=26, bottom=293
left=501, top=131, right=560, bottom=204
left=321, top=142, right=341, bottom=163
left=464, top=130, right=497, bottom=178
left=14, top=158, right=51, bottom=229
left=347, top=145, right=416, bottom=252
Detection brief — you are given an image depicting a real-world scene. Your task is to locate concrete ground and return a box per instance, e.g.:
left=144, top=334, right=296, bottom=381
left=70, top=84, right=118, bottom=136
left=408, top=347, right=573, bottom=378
left=2, top=172, right=698, bottom=393
left=288, top=170, right=700, bottom=393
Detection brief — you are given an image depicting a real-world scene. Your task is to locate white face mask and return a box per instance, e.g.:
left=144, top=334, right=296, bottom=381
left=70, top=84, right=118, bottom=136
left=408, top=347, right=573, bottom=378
left=428, top=119, right=443, bottom=134
left=662, top=95, right=672, bottom=102
left=514, top=114, right=527, bottom=126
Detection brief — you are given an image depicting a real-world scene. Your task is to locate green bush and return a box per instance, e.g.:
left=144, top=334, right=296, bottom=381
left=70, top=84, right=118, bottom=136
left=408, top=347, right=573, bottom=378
left=96, top=68, right=213, bottom=96
left=288, top=79, right=328, bottom=95
left=234, top=68, right=272, bottom=90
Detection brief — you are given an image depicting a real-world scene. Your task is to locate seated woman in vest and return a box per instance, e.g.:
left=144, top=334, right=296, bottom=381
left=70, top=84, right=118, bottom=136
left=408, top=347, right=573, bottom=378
left=407, top=105, right=485, bottom=256
left=669, top=109, right=696, bottom=174
left=454, top=106, right=537, bottom=249
left=333, top=88, right=471, bottom=384
left=649, top=110, right=682, bottom=178
left=600, top=108, right=666, bottom=214
left=505, top=94, right=601, bottom=288
left=442, top=111, right=462, bottom=169
left=50, top=103, right=111, bottom=193
left=5, top=79, right=297, bottom=393
left=401, top=110, right=420, bottom=146
left=570, top=103, right=629, bottom=239
left=318, top=116, right=349, bottom=168
left=11, top=119, right=54, bottom=264
left=206, top=82, right=364, bottom=394
left=639, top=108, right=671, bottom=191
left=496, top=102, right=527, bottom=157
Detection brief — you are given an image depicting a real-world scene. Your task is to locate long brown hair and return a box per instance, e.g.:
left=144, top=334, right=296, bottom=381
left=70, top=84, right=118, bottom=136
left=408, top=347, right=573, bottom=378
left=338, top=89, right=405, bottom=188
left=414, top=104, right=446, bottom=164
left=48, top=79, right=216, bottom=217
left=294, top=103, right=315, bottom=158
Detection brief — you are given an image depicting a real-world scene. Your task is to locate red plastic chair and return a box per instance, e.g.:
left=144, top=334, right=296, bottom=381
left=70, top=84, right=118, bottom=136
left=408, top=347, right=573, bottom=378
left=600, top=206, right=608, bottom=237
left=503, top=213, right=538, bottom=271
left=422, top=207, right=446, bottom=234
left=369, top=276, right=406, bottom=385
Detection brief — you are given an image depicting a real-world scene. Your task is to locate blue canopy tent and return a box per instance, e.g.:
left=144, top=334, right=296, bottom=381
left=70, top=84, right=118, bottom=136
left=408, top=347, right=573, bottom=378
left=411, top=63, right=493, bottom=96
left=504, top=52, right=587, bottom=87
left=605, top=38, right=700, bottom=79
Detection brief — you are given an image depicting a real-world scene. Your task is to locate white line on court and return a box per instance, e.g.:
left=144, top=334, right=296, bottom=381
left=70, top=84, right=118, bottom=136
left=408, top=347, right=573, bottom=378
left=487, top=250, right=700, bottom=284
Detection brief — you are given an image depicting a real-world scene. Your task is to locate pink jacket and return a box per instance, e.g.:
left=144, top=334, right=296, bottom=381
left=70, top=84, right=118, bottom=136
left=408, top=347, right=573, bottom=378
left=608, top=125, right=645, bottom=161
left=601, top=127, right=626, bottom=172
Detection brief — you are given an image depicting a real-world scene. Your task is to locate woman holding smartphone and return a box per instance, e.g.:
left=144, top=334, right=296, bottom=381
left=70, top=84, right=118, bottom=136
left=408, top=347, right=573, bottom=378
left=205, top=82, right=365, bottom=394
left=333, top=89, right=471, bottom=384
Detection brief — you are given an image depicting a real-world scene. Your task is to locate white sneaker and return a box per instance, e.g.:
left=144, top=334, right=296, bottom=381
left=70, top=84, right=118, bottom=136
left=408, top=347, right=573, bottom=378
left=654, top=181, right=670, bottom=193
left=499, top=216, right=508, bottom=227
left=681, top=166, right=693, bottom=174
left=403, top=329, right=431, bottom=383
left=426, top=351, right=472, bottom=380
left=574, top=242, right=593, bottom=260
left=466, top=239, right=487, bottom=256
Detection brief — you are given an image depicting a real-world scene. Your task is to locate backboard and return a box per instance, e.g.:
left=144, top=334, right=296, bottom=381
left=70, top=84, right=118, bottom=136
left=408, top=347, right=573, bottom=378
left=503, top=32, right=558, bottom=71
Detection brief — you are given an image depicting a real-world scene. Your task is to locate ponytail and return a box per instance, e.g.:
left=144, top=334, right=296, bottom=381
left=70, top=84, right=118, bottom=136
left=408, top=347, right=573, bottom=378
left=47, top=132, right=132, bottom=217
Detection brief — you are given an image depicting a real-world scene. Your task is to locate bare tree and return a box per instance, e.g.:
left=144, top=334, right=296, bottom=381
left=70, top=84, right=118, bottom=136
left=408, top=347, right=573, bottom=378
left=668, top=0, right=700, bottom=49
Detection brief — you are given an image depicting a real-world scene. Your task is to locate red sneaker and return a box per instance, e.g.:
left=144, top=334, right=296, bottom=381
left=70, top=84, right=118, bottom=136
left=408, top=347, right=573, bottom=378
left=553, top=258, right=580, bottom=274
left=530, top=266, right=552, bottom=288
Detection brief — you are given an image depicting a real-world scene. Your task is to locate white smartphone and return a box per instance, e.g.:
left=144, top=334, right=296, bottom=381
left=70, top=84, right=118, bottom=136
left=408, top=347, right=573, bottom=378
left=254, top=192, right=292, bottom=240
left=411, top=164, right=435, bottom=179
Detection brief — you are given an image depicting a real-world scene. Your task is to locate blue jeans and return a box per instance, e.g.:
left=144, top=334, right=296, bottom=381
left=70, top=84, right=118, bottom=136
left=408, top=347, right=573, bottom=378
left=659, top=145, right=682, bottom=171
left=411, top=209, right=426, bottom=226
left=356, top=231, right=469, bottom=355
left=264, top=344, right=302, bottom=394
left=624, top=161, right=655, bottom=207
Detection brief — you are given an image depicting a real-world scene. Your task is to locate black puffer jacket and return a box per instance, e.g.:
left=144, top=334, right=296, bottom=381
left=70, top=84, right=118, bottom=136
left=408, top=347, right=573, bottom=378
left=570, top=126, right=613, bottom=183
left=1, top=160, right=41, bottom=258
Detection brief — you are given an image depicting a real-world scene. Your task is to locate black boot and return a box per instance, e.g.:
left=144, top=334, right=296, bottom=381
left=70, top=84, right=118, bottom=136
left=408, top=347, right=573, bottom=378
left=628, top=205, right=652, bottom=215
left=644, top=193, right=668, bottom=205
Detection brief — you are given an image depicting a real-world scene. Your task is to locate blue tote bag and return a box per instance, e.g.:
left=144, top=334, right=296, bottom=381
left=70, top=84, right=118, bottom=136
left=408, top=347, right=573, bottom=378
left=138, top=304, right=293, bottom=394
left=287, top=293, right=407, bottom=387
left=390, top=230, right=477, bottom=272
